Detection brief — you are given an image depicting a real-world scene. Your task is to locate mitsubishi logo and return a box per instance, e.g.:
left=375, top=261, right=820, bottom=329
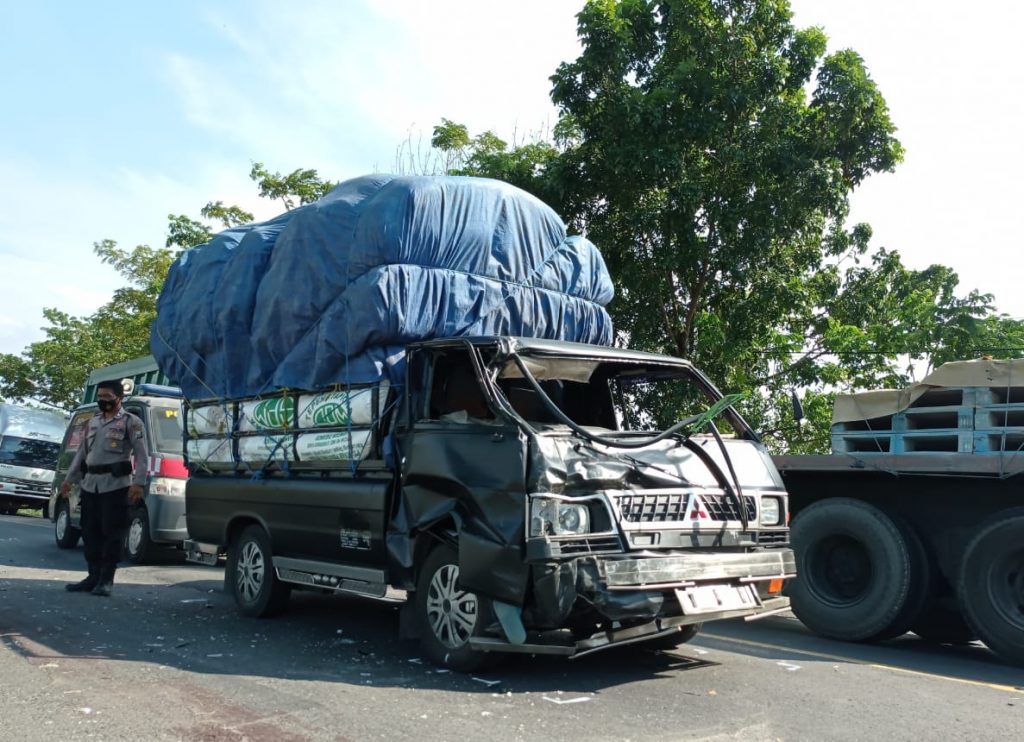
left=684, top=494, right=710, bottom=520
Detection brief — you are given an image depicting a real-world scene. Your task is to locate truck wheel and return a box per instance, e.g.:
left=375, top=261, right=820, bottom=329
left=911, top=600, right=977, bottom=645
left=54, top=501, right=81, bottom=549
left=789, top=498, right=914, bottom=642
left=868, top=515, right=932, bottom=641
left=646, top=623, right=702, bottom=650
left=957, top=507, right=1024, bottom=666
left=122, top=507, right=152, bottom=564
left=226, top=524, right=291, bottom=618
left=414, top=544, right=491, bottom=672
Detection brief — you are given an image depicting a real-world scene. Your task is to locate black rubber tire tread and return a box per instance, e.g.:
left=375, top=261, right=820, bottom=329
left=122, top=507, right=151, bottom=564
left=957, top=507, right=1024, bottom=666
left=226, top=524, right=292, bottom=618
left=911, top=600, right=977, bottom=645
left=868, top=514, right=932, bottom=641
left=414, top=544, right=492, bottom=673
left=54, top=500, right=81, bottom=549
left=645, top=623, right=702, bottom=650
left=789, top=498, right=913, bottom=642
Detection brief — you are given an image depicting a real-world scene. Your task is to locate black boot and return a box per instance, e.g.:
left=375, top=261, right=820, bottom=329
left=65, top=577, right=98, bottom=592
left=90, top=582, right=112, bottom=597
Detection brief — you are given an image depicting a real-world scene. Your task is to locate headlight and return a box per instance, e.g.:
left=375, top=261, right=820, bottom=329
left=759, top=496, right=782, bottom=526
left=151, top=477, right=186, bottom=498
left=530, top=497, right=591, bottom=537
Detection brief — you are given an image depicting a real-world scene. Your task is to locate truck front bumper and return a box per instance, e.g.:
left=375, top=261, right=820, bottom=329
left=471, top=549, right=795, bottom=659
left=600, top=548, right=796, bottom=589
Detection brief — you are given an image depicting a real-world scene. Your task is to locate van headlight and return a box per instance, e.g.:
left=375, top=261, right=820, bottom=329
left=759, top=496, right=782, bottom=526
left=530, top=496, right=591, bottom=537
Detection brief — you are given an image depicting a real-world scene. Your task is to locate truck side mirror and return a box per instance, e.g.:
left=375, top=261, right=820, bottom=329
left=791, top=390, right=804, bottom=424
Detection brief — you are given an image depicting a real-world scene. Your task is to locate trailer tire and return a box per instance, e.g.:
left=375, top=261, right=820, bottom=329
left=226, top=524, right=291, bottom=618
left=957, top=507, right=1024, bottom=666
left=789, top=498, right=914, bottom=642
left=869, top=515, right=932, bottom=641
left=414, top=544, right=492, bottom=673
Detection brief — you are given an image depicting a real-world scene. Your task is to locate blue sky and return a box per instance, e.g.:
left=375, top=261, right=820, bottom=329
left=2, top=0, right=1022, bottom=361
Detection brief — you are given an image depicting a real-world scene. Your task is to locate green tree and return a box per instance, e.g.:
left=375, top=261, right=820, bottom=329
left=249, top=162, right=334, bottom=210
left=425, top=1, right=1024, bottom=451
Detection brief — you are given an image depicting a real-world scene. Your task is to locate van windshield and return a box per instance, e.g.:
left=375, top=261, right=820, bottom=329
left=149, top=407, right=184, bottom=455
left=0, top=436, right=60, bottom=469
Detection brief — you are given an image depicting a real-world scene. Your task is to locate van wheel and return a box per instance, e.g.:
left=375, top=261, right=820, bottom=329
left=54, top=501, right=80, bottom=549
left=415, top=545, right=491, bottom=672
left=122, top=507, right=151, bottom=564
left=226, top=524, right=291, bottom=618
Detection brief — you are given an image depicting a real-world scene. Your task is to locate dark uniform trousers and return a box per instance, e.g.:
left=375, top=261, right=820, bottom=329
left=80, top=488, right=131, bottom=583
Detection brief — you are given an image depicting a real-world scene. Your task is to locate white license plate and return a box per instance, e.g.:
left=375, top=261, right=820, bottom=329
left=675, top=584, right=761, bottom=615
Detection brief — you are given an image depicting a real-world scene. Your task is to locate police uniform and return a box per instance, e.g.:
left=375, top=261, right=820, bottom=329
left=65, top=408, right=149, bottom=589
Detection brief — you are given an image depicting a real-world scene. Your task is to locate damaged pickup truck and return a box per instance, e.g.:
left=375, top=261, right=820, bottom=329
left=184, top=336, right=795, bottom=671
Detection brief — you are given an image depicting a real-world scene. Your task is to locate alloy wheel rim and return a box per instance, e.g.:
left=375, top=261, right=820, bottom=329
left=237, top=540, right=265, bottom=603
left=128, top=519, right=144, bottom=553
left=56, top=509, right=67, bottom=539
left=425, top=563, right=478, bottom=649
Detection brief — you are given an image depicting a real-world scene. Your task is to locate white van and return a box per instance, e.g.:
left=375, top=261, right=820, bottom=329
left=0, top=403, right=66, bottom=515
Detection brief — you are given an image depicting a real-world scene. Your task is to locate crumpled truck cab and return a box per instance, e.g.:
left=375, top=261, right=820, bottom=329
left=391, top=337, right=794, bottom=664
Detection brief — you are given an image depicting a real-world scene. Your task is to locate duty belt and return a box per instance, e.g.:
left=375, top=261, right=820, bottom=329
left=86, top=461, right=133, bottom=476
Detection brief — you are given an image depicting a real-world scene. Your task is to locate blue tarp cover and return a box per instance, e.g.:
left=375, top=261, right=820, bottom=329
left=152, top=175, right=614, bottom=400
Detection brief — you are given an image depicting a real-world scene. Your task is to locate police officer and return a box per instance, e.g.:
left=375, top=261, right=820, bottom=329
left=60, top=379, right=148, bottom=596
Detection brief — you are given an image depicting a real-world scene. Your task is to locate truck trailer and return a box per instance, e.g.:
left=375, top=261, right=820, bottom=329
left=776, top=358, right=1024, bottom=666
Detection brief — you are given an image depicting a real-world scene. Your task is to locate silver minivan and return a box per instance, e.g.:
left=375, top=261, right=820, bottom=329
left=48, top=384, right=188, bottom=563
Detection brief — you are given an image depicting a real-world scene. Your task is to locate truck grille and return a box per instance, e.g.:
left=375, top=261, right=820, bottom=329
left=0, top=477, right=50, bottom=498
left=617, top=492, right=756, bottom=523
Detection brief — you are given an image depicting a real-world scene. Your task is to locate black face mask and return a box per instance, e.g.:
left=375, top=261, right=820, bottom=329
left=97, top=399, right=117, bottom=412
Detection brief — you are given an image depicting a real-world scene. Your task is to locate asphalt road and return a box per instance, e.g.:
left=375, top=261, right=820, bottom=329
left=1, top=512, right=1021, bottom=742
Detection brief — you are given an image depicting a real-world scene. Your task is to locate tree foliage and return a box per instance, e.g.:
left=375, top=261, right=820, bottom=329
left=423, top=0, right=1024, bottom=451
left=249, top=162, right=335, bottom=210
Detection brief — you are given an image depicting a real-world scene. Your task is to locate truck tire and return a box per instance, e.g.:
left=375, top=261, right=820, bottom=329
left=869, top=515, right=932, bottom=641
left=957, top=507, right=1024, bottom=666
left=414, top=544, right=492, bottom=672
left=54, top=500, right=81, bottom=549
left=789, top=498, right=914, bottom=642
left=226, top=524, right=291, bottom=618
left=122, top=507, right=152, bottom=564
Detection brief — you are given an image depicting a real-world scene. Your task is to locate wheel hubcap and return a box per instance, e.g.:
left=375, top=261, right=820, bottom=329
left=425, top=563, right=478, bottom=649
left=128, top=518, right=144, bottom=553
left=56, top=510, right=67, bottom=539
left=237, top=540, right=265, bottom=603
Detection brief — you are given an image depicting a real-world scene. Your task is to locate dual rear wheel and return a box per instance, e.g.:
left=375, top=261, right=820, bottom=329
left=791, top=498, right=1023, bottom=666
